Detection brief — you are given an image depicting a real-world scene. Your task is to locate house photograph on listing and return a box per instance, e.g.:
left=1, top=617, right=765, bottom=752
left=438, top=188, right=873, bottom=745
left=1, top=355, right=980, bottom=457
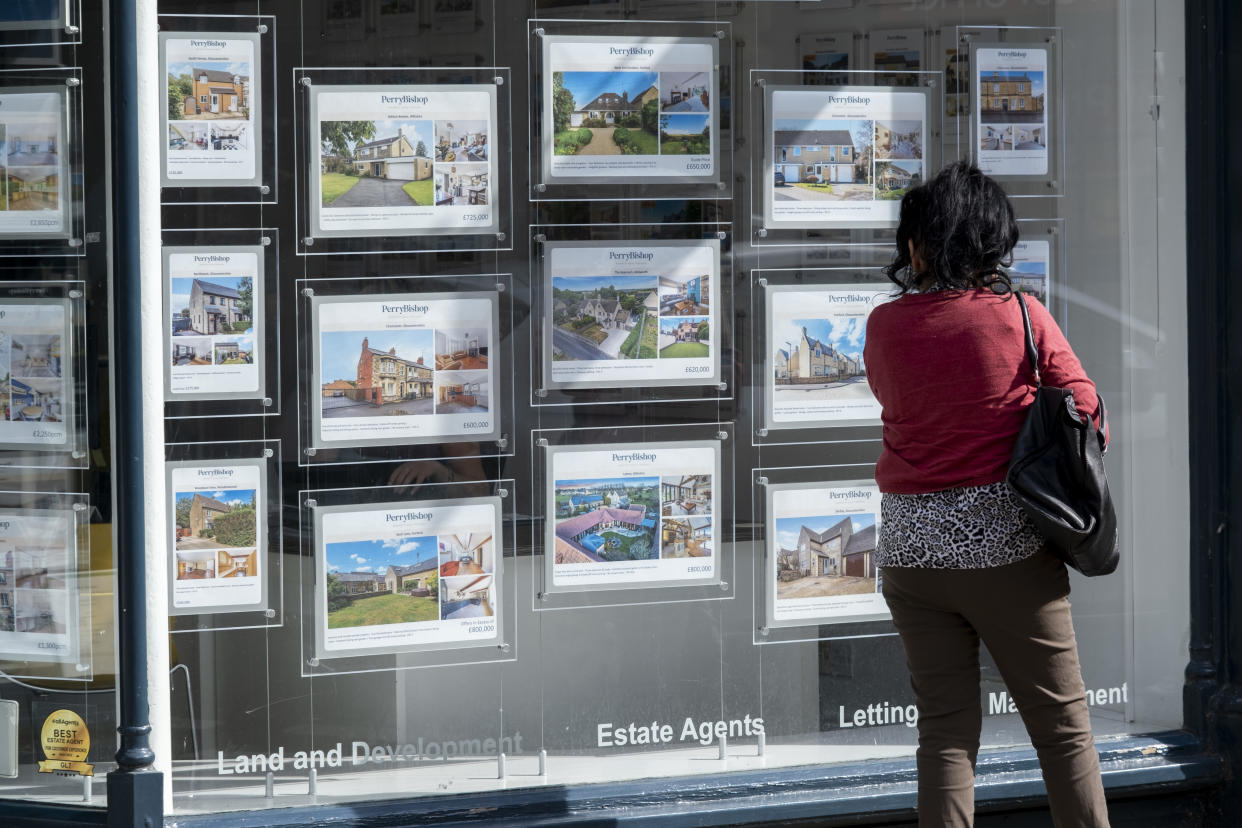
left=553, top=476, right=660, bottom=564
left=775, top=512, right=877, bottom=599
left=772, top=118, right=873, bottom=201
left=325, top=534, right=441, bottom=629
left=167, top=61, right=250, bottom=121
left=552, top=70, right=660, bottom=156
left=320, top=119, right=435, bottom=208
left=319, top=329, right=435, bottom=418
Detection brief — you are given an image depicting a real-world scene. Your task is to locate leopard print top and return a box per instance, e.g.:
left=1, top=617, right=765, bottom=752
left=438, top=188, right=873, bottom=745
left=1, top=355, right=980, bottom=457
left=877, top=482, right=1045, bottom=569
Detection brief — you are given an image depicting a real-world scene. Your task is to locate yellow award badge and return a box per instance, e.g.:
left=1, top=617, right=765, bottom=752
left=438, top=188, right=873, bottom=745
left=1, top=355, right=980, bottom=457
left=38, top=709, right=93, bottom=776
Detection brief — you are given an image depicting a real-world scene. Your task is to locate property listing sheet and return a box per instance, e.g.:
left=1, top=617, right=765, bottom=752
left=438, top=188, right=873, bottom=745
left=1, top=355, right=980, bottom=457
left=0, top=88, right=68, bottom=237
left=975, top=45, right=1050, bottom=177
left=1010, top=239, right=1050, bottom=307
left=543, top=35, right=718, bottom=182
left=165, top=246, right=263, bottom=400
left=547, top=441, right=720, bottom=590
left=161, top=33, right=261, bottom=186
left=767, top=481, right=888, bottom=626
left=0, top=299, right=71, bottom=450
left=168, top=461, right=266, bottom=615
left=312, top=292, right=499, bottom=448
left=309, top=84, right=498, bottom=237
left=545, top=240, right=719, bottom=390
left=0, top=508, right=79, bottom=663
left=765, top=284, right=889, bottom=430
left=316, top=497, right=502, bottom=657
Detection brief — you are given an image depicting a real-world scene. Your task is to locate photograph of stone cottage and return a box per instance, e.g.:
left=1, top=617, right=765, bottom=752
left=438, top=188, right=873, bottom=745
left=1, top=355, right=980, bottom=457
left=772, top=318, right=868, bottom=404
left=550, top=274, right=653, bottom=362
left=320, top=120, right=435, bottom=208
left=174, top=488, right=258, bottom=550
left=553, top=476, right=660, bottom=564
left=319, top=330, right=436, bottom=418
left=325, top=535, right=441, bottom=629
left=552, top=70, right=660, bottom=156
left=772, top=119, right=873, bottom=202
left=978, top=70, right=1046, bottom=123
left=774, top=512, right=878, bottom=600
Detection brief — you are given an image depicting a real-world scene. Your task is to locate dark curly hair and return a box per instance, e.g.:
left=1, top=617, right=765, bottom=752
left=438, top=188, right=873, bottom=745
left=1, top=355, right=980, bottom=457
left=882, top=161, right=1020, bottom=295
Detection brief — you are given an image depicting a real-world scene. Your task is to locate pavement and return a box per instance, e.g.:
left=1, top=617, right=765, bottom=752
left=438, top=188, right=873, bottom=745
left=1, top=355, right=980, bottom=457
left=322, top=396, right=434, bottom=417
left=773, top=183, right=872, bottom=202
left=328, top=176, right=416, bottom=208
left=774, top=376, right=872, bottom=400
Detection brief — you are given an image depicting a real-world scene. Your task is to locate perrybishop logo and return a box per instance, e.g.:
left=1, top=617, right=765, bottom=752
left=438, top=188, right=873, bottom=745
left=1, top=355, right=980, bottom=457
left=610, top=451, right=657, bottom=463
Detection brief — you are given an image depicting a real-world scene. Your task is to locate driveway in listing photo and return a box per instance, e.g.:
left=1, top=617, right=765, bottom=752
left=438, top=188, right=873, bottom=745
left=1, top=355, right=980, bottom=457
left=774, top=376, right=872, bottom=399
left=328, top=176, right=422, bottom=208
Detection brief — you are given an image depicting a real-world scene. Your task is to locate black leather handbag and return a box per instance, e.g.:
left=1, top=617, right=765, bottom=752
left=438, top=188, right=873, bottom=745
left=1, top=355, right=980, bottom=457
left=1006, top=292, right=1119, bottom=576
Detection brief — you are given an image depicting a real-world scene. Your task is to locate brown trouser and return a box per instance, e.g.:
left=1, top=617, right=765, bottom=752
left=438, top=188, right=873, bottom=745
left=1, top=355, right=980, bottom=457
left=882, top=550, right=1110, bottom=828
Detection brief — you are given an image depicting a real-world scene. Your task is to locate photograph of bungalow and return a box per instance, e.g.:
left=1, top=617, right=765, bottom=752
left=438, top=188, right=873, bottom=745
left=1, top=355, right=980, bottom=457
left=659, top=71, right=710, bottom=113
left=171, top=276, right=253, bottom=337
left=440, top=574, right=494, bottom=620
left=320, top=120, right=435, bottom=208
left=6, top=122, right=59, bottom=211
left=980, top=124, right=1008, bottom=151
left=6, top=378, right=62, bottom=423
left=319, top=330, right=436, bottom=418
left=171, top=337, right=211, bottom=368
left=11, top=334, right=61, bottom=377
left=174, top=488, right=258, bottom=550
left=168, top=122, right=208, bottom=152
left=550, top=275, right=653, bottom=362
left=325, top=535, right=441, bottom=629
left=1005, top=124, right=1046, bottom=150
left=774, top=512, right=878, bottom=599
left=772, top=319, right=867, bottom=403
left=659, top=113, right=709, bottom=155
left=874, top=160, right=921, bottom=198
left=174, top=549, right=216, bottom=581
left=772, top=118, right=873, bottom=201
left=435, top=120, right=488, bottom=162
left=167, top=61, right=250, bottom=120
left=978, top=70, right=1046, bottom=123
left=434, top=327, right=488, bottom=371
left=661, top=516, right=712, bottom=559
left=874, top=120, right=922, bottom=160
left=216, top=548, right=258, bottom=578
left=438, top=531, right=494, bottom=577
left=658, top=273, right=710, bottom=316
left=661, top=474, right=711, bottom=517
left=552, top=70, right=659, bottom=156
left=434, top=163, right=488, bottom=206
left=657, top=315, right=709, bottom=359
left=434, top=370, right=489, bottom=414
left=553, top=476, right=659, bottom=564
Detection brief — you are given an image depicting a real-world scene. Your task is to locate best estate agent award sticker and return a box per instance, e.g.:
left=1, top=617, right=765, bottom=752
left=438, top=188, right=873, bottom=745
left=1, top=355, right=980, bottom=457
left=38, top=709, right=92, bottom=776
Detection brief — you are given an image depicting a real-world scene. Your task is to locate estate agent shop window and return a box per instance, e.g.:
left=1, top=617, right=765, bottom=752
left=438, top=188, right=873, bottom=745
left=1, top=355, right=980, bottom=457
left=0, top=0, right=1206, bottom=826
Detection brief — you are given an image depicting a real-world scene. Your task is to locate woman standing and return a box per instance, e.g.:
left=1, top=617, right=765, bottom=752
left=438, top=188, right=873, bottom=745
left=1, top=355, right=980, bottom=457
left=863, top=161, right=1111, bottom=828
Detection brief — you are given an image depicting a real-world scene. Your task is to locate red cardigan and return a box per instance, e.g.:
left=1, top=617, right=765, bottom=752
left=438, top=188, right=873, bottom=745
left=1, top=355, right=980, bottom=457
left=864, top=289, right=1103, bottom=494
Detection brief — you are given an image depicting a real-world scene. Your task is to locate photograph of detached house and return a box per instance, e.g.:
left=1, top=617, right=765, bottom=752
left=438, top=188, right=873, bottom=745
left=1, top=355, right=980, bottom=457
left=550, top=275, right=654, bottom=362
left=319, top=120, right=435, bottom=208
left=438, top=531, right=495, bottom=577
left=319, top=330, right=435, bottom=418
left=661, top=516, right=712, bottom=558
left=978, top=70, right=1045, bottom=123
left=167, top=61, right=250, bottom=120
left=440, top=574, right=494, bottom=620
left=659, top=71, right=710, bottom=113
left=553, top=476, right=659, bottom=564
left=874, top=120, right=922, bottom=160
left=772, top=318, right=868, bottom=403
left=171, top=337, right=211, bottom=367
left=657, top=316, right=709, bottom=359
left=435, top=120, right=488, bottom=162
left=434, top=370, right=489, bottom=414
left=434, top=327, right=488, bottom=371
left=552, top=70, right=659, bottom=156
left=213, top=335, right=254, bottom=365
left=170, top=276, right=253, bottom=337
left=325, top=535, right=441, bottom=629
left=661, top=474, right=711, bottom=517
left=772, top=118, right=873, bottom=201
left=874, top=160, right=921, bottom=198
left=434, top=163, right=488, bottom=206
left=174, top=488, right=258, bottom=550
left=658, top=273, right=709, bottom=316
left=774, top=512, right=878, bottom=599
left=174, top=549, right=216, bottom=581
left=6, top=121, right=59, bottom=211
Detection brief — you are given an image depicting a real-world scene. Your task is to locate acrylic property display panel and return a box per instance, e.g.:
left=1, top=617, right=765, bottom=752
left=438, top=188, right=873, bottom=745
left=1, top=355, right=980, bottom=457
left=799, top=31, right=855, bottom=86
left=0, top=295, right=76, bottom=454
left=868, top=28, right=924, bottom=86
left=0, top=84, right=72, bottom=241
left=542, top=237, right=721, bottom=391
left=764, top=479, right=888, bottom=629
left=543, top=439, right=721, bottom=594
left=308, top=290, right=501, bottom=451
left=763, top=83, right=930, bottom=231
left=763, top=282, right=890, bottom=431
left=538, top=32, right=719, bottom=186
left=0, top=506, right=82, bottom=665
left=305, top=82, right=500, bottom=240
left=163, top=244, right=265, bottom=403
left=167, top=458, right=268, bottom=617
left=160, top=31, right=263, bottom=190
left=0, top=0, right=79, bottom=50
left=974, top=44, right=1049, bottom=178
left=312, top=495, right=503, bottom=660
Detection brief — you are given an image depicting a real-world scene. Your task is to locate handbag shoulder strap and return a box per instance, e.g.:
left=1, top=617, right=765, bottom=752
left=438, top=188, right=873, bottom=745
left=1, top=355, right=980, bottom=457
left=1013, top=290, right=1042, bottom=388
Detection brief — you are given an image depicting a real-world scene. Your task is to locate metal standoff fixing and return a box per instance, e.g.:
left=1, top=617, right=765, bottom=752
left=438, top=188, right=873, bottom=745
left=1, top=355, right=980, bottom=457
left=497, top=436, right=509, bottom=449
left=302, top=287, right=315, bottom=297
left=258, top=24, right=268, bottom=34
left=718, top=735, right=727, bottom=760
left=260, top=185, right=271, bottom=195
left=65, top=25, right=79, bottom=35
left=716, top=430, right=728, bottom=441
left=303, top=237, right=315, bottom=246
left=261, top=236, right=272, bottom=246
left=755, top=78, right=766, bottom=88
left=497, top=753, right=506, bottom=780
left=719, top=581, right=729, bottom=592
left=756, top=476, right=769, bottom=486
left=757, top=732, right=766, bottom=757
left=535, top=183, right=547, bottom=193
left=534, top=233, right=547, bottom=243
left=497, top=232, right=507, bottom=242
left=716, top=231, right=727, bottom=240
left=308, top=768, right=318, bottom=796
left=534, top=27, right=545, bottom=37
left=307, top=657, right=319, bottom=667
left=300, top=76, right=312, bottom=87
left=716, top=30, right=725, bottom=40
left=265, top=771, right=275, bottom=798
left=717, top=382, right=728, bottom=391
left=494, top=76, right=504, bottom=86
left=265, top=608, right=277, bottom=618
left=304, top=499, right=318, bottom=509
left=757, top=228, right=769, bottom=239
left=69, top=289, right=83, bottom=298
left=539, top=749, right=547, bottom=776
left=498, top=488, right=509, bottom=498
left=73, top=502, right=87, bottom=512
left=264, top=448, right=274, bottom=458
left=66, top=77, right=80, bottom=87
left=756, top=428, right=769, bottom=437
left=537, top=437, right=549, bottom=447
left=81, top=775, right=91, bottom=803
left=757, top=277, right=768, bottom=287
left=262, top=397, right=273, bottom=407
